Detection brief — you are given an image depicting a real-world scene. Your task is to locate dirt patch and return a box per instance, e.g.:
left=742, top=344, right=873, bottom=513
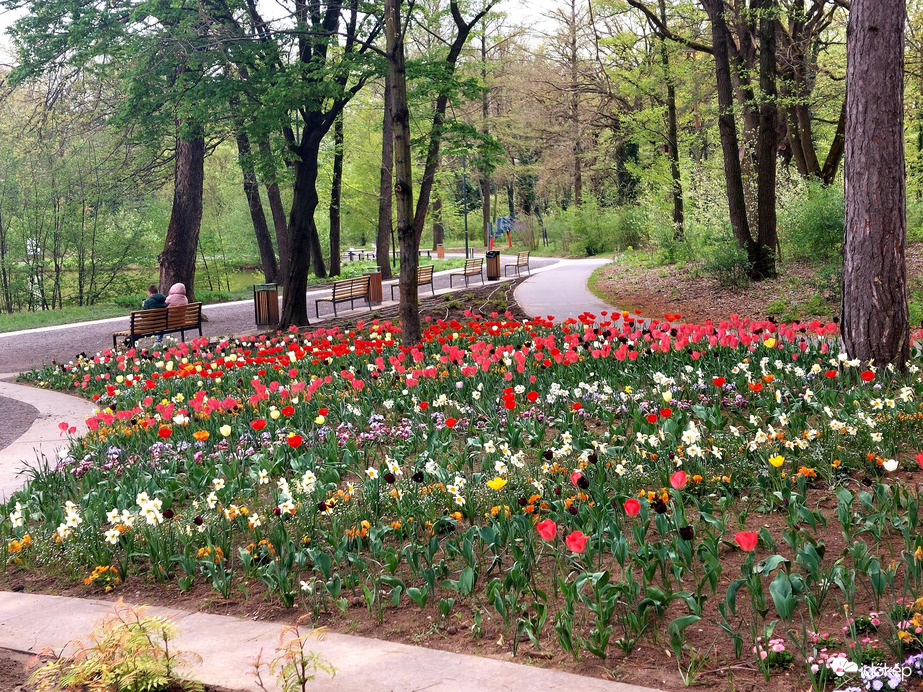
left=589, top=248, right=923, bottom=325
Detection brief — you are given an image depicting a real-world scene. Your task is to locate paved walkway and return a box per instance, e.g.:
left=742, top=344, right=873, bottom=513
left=515, top=257, right=614, bottom=324
left=0, top=257, right=665, bottom=692
left=0, top=255, right=560, bottom=373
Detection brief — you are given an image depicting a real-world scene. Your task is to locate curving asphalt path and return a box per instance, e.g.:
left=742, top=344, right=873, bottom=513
left=514, top=257, right=615, bottom=323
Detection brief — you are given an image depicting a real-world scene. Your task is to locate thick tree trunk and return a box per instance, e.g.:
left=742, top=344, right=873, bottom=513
left=235, top=130, right=278, bottom=282
left=258, top=140, right=291, bottom=282
left=753, top=0, right=778, bottom=279
left=329, top=111, right=344, bottom=277
left=377, top=73, right=394, bottom=280
left=159, top=133, right=205, bottom=302
left=387, top=0, right=420, bottom=346
left=659, top=0, right=683, bottom=238
left=842, top=0, right=909, bottom=367
left=702, top=0, right=755, bottom=262
left=280, top=133, right=326, bottom=326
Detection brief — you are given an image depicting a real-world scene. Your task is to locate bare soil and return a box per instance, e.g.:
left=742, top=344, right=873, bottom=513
left=591, top=247, right=923, bottom=325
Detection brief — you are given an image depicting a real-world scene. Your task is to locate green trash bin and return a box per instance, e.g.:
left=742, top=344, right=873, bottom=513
left=253, top=283, right=279, bottom=327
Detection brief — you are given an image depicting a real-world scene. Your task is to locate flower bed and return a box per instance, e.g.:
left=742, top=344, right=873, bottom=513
left=7, top=310, right=923, bottom=689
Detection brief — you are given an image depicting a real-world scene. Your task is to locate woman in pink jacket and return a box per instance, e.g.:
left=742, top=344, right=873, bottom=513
left=165, top=283, right=189, bottom=306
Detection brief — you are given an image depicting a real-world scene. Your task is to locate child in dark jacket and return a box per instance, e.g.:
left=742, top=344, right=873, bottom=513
left=142, top=284, right=168, bottom=343
left=143, top=284, right=167, bottom=310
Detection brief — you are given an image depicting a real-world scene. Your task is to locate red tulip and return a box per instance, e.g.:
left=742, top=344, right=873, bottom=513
left=536, top=519, right=557, bottom=541
left=318, top=408, right=329, bottom=416
left=860, top=371, right=875, bottom=382
left=825, top=370, right=838, bottom=378
left=735, top=531, right=759, bottom=551
left=646, top=413, right=658, bottom=424
left=526, top=391, right=539, bottom=403
left=445, top=417, right=457, bottom=428
left=712, top=377, right=725, bottom=387
left=158, top=427, right=172, bottom=439
left=572, top=402, right=582, bottom=411
left=565, top=530, right=589, bottom=554
left=623, top=498, right=641, bottom=516
left=916, top=451, right=923, bottom=469
left=287, top=434, right=303, bottom=448
left=251, top=419, right=266, bottom=431
left=669, top=470, right=687, bottom=490
left=281, top=406, right=295, bottom=417
left=659, top=407, right=672, bottom=418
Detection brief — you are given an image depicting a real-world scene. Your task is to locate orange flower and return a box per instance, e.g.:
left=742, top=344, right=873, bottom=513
left=193, top=430, right=209, bottom=442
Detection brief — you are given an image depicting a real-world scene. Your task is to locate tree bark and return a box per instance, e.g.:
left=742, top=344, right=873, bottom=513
left=842, top=0, right=909, bottom=367
left=820, top=100, right=847, bottom=186
left=280, top=131, right=327, bottom=326
left=701, top=0, right=754, bottom=262
left=753, top=0, right=778, bottom=279
left=387, top=0, right=421, bottom=346
left=659, top=0, right=684, bottom=238
left=159, top=133, right=205, bottom=302
left=432, top=193, right=444, bottom=248
left=377, top=72, right=394, bottom=280
left=259, top=139, right=291, bottom=283
left=329, top=110, right=345, bottom=277
left=235, top=130, right=278, bottom=283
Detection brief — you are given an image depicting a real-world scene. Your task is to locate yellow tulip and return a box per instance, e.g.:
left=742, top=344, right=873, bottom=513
left=219, top=425, right=232, bottom=437
left=315, top=415, right=326, bottom=425
left=270, top=409, right=281, bottom=420
left=486, top=477, right=507, bottom=491
left=764, top=337, right=776, bottom=348
left=769, top=455, right=784, bottom=468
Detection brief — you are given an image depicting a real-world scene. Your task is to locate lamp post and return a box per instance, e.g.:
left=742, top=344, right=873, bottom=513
left=462, top=153, right=469, bottom=259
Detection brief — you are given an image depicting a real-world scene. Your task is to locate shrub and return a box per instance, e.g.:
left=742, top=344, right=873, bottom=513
left=29, top=600, right=203, bottom=692
left=779, top=180, right=844, bottom=263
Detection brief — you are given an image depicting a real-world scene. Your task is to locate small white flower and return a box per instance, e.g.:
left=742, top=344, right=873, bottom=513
left=366, top=467, right=379, bottom=480
left=883, top=458, right=899, bottom=472
left=212, top=478, right=225, bottom=490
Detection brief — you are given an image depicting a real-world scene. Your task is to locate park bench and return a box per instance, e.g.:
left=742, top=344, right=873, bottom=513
left=344, top=248, right=371, bottom=262
left=112, top=302, right=203, bottom=348
left=315, top=275, right=371, bottom=318
left=449, top=258, right=484, bottom=288
left=390, top=264, right=436, bottom=300
left=503, top=251, right=531, bottom=277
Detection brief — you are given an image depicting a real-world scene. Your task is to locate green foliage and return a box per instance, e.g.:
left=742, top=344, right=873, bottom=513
left=29, top=601, right=203, bottom=692
left=544, top=200, right=649, bottom=256
left=698, top=226, right=752, bottom=287
left=778, top=180, right=844, bottom=263
left=253, top=619, right=335, bottom=692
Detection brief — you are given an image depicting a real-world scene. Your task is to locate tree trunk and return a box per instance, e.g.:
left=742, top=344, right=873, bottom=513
left=481, top=178, right=491, bottom=246
left=258, top=139, right=291, bottom=283
left=432, top=193, right=444, bottom=248
left=842, top=0, right=909, bottom=367
left=280, top=132, right=326, bottom=326
left=159, top=133, right=205, bottom=302
left=753, top=0, right=778, bottom=279
left=329, top=110, right=344, bottom=277
left=411, top=1, right=494, bottom=243
left=387, top=0, right=420, bottom=346
left=659, top=0, right=683, bottom=238
left=820, top=100, right=847, bottom=186
left=236, top=130, right=278, bottom=282
left=377, top=72, right=394, bottom=280
left=701, top=0, right=755, bottom=262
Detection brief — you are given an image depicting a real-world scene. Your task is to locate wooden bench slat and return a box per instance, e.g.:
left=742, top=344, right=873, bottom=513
left=113, top=303, right=203, bottom=349
left=449, top=258, right=484, bottom=288
left=317, top=275, right=372, bottom=318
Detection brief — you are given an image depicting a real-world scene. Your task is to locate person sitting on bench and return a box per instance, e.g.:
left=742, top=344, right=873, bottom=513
left=142, top=284, right=167, bottom=342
